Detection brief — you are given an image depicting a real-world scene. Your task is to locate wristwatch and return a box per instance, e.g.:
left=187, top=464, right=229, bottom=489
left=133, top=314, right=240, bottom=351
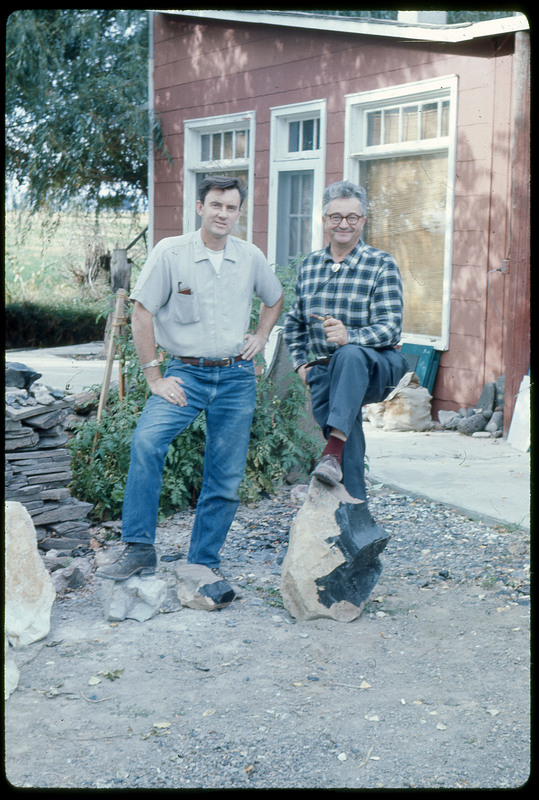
left=141, top=359, right=160, bottom=369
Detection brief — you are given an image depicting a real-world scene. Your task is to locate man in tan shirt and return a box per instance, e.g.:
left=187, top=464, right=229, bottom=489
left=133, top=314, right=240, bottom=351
left=97, top=175, right=283, bottom=584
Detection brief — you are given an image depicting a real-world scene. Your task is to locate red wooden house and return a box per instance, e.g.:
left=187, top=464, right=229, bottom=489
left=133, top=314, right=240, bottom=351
left=148, top=10, right=530, bottom=429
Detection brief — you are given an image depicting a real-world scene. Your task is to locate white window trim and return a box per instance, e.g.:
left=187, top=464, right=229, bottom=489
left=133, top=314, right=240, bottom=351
left=267, top=99, right=327, bottom=266
left=344, top=76, right=458, bottom=350
left=183, top=111, right=256, bottom=241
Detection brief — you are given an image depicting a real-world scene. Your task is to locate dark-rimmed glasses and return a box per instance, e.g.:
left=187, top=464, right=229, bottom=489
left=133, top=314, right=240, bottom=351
left=326, top=213, right=364, bottom=226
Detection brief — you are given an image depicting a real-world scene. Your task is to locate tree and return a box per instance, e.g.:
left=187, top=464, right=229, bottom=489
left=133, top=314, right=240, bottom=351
left=6, top=9, right=164, bottom=214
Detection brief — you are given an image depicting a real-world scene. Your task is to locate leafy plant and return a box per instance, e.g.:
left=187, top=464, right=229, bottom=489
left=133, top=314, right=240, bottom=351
left=68, top=316, right=320, bottom=521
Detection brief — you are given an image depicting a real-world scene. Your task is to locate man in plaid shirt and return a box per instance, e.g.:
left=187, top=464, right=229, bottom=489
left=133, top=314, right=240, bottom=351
left=284, top=180, right=408, bottom=501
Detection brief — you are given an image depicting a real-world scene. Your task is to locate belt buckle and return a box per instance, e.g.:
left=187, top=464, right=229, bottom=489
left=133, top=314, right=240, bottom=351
left=222, top=357, right=231, bottom=367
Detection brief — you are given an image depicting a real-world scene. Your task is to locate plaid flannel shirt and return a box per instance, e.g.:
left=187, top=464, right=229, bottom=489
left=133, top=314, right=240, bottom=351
left=283, top=239, right=403, bottom=370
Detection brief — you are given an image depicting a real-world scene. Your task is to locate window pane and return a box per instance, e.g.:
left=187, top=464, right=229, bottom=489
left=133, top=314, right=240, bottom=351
left=421, top=102, right=438, bottom=139
left=201, top=134, right=210, bottom=162
left=367, top=110, right=382, bottom=146
left=288, top=121, right=300, bottom=152
left=235, top=130, right=247, bottom=159
left=223, top=131, right=233, bottom=160
left=402, top=105, right=419, bottom=142
left=302, top=118, right=315, bottom=150
left=212, top=133, right=221, bottom=160
left=363, top=153, right=448, bottom=338
left=276, top=170, right=313, bottom=265
left=441, top=100, right=450, bottom=137
left=384, top=108, right=400, bottom=144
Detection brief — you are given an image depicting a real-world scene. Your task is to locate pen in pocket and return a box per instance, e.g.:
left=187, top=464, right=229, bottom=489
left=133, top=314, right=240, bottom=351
left=177, top=281, right=192, bottom=295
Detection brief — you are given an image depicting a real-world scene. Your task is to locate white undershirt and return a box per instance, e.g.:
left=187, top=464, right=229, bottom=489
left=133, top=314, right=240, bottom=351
left=205, top=246, right=225, bottom=274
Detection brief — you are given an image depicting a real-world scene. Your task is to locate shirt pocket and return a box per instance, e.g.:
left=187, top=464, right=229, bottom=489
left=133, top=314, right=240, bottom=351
left=173, top=291, right=201, bottom=324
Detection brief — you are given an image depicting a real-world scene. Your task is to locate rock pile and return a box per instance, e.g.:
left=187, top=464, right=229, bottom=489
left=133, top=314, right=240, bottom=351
left=5, top=362, right=94, bottom=552
left=437, top=376, right=505, bottom=437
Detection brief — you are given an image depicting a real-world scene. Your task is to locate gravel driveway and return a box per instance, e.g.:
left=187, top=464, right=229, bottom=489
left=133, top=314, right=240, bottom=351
left=5, top=483, right=530, bottom=790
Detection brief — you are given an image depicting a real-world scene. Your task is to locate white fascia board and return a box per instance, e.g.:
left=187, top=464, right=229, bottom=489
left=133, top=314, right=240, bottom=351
left=155, top=9, right=529, bottom=44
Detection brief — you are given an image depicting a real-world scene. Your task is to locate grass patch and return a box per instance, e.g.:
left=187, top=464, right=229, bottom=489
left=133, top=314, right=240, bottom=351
left=5, top=209, right=148, bottom=348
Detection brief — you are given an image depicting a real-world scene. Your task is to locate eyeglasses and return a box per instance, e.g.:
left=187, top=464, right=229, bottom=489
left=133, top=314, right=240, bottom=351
left=327, top=213, right=364, bottom=226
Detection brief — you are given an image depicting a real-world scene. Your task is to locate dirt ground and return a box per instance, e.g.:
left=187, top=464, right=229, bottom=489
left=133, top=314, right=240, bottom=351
left=4, top=486, right=530, bottom=790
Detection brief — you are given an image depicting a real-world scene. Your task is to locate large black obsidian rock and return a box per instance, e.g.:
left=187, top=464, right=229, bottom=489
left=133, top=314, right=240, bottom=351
left=281, top=480, right=389, bottom=622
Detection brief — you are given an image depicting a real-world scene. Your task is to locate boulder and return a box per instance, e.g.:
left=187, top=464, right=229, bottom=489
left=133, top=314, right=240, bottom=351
left=100, top=575, right=168, bottom=622
left=281, top=480, right=390, bottom=622
left=457, top=412, right=487, bottom=435
left=174, top=563, right=236, bottom=610
left=50, top=557, right=93, bottom=592
left=4, top=501, right=56, bottom=646
left=5, top=362, right=42, bottom=390
left=475, top=381, right=496, bottom=414
left=485, top=409, right=504, bottom=432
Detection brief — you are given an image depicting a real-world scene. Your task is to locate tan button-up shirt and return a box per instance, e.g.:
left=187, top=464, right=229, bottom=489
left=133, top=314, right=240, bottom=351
left=130, top=230, right=282, bottom=359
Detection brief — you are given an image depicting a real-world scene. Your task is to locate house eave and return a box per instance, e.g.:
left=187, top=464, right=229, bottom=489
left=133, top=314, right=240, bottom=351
left=154, top=9, right=529, bottom=44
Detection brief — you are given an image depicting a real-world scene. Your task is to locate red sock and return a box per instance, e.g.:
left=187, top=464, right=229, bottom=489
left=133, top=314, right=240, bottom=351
left=322, top=434, right=346, bottom=463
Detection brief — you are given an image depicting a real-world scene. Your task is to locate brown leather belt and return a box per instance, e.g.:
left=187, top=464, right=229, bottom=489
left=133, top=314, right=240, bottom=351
left=176, top=355, right=243, bottom=367
left=306, top=357, right=331, bottom=367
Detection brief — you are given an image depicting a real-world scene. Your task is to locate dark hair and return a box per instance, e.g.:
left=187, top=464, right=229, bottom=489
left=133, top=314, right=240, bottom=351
left=197, top=175, right=247, bottom=206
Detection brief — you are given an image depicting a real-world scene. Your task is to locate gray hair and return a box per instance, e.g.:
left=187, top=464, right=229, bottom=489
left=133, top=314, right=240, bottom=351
left=322, top=181, right=367, bottom=216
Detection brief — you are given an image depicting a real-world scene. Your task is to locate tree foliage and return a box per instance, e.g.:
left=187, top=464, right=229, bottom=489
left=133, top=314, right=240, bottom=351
left=6, top=9, right=162, bottom=213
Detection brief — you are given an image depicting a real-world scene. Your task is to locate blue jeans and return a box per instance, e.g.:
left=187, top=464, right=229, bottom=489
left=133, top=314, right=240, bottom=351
left=307, top=345, right=409, bottom=501
left=121, top=358, right=256, bottom=567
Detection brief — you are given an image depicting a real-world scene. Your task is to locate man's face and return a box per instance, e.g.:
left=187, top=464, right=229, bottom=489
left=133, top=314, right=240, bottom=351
left=196, top=188, right=242, bottom=242
left=323, top=197, right=366, bottom=251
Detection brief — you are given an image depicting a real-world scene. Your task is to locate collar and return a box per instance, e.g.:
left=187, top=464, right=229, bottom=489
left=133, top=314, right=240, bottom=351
left=323, top=239, right=365, bottom=269
left=194, top=229, right=238, bottom=263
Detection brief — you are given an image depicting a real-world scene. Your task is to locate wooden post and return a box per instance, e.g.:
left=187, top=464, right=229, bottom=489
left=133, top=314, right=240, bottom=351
left=110, top=249, right=131, bottom=294
left=94, top=290, right=126, bottom=444
left=503, top=31, right=530, bottom=433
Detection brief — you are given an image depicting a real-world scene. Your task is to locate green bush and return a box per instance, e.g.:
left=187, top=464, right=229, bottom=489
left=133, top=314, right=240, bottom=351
left=67, top=325, right=320, bottom=521
left=5, top=299, right=107, bottom=349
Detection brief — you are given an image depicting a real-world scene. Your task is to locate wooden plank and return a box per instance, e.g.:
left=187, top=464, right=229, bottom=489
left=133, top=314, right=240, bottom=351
left=503, top=31, right=530, bottom=432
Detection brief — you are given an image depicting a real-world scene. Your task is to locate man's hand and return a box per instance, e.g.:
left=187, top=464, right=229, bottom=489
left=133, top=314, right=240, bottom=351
left=149, top=374, right=187, bottom=406
left=297, top=364, right=313, bottom=387
left=241, top=294, right=284, bottom=361
left=240, top=332, right=267, bottom=361
left=323, top=316, right=349, bottom=347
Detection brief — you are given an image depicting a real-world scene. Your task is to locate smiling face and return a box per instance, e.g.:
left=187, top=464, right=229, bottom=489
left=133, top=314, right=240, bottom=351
left=323, top=197, right=366, bottom=259
left=196, top=188, right=242, bottom=249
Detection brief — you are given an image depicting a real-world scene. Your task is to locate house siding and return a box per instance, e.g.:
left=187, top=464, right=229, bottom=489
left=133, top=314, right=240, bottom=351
left=153, top=13, right=529, bottom=420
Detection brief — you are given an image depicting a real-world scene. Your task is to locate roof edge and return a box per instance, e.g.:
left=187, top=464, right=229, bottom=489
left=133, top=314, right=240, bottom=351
left=154, top=9, right=529, bottom=43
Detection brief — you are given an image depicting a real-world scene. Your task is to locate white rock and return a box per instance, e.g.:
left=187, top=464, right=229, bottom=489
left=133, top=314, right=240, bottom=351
left=4, top=502, right=56, bottom=647
left=50, top=557, right=92, bottom=592
left=4, top=636, right=20, bottom=699
left=175, top=563, right=236, bottom=610
left=29, top=382, right=55, bottom=405
left=100, top=575, right=168, bottom=622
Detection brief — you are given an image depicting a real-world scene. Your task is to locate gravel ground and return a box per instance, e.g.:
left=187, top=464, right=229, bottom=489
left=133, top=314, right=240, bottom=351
left=5, top=482, right=530, bottom=790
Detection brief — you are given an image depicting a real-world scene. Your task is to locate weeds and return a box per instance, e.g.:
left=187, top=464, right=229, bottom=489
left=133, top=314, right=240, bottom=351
left=68, top=325, right=320, bottom=521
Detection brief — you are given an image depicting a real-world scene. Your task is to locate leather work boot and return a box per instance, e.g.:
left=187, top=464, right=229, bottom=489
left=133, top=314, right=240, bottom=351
left=312, top=454, right=343, bottom=487
left=96, top=543, right=157, bottom=581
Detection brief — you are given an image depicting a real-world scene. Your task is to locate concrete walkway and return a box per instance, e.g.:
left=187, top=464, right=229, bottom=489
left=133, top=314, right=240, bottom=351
left=364, top=425, right=530, bottom=532
left=6, top=343, right=530, bottom=532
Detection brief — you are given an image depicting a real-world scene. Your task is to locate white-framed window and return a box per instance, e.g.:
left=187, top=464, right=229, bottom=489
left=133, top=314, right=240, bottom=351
left=183, top=112, right=256, bottom=241
left=344, top=76, right=458, bottom=349
left=267, top=100, right=326, bottom=267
